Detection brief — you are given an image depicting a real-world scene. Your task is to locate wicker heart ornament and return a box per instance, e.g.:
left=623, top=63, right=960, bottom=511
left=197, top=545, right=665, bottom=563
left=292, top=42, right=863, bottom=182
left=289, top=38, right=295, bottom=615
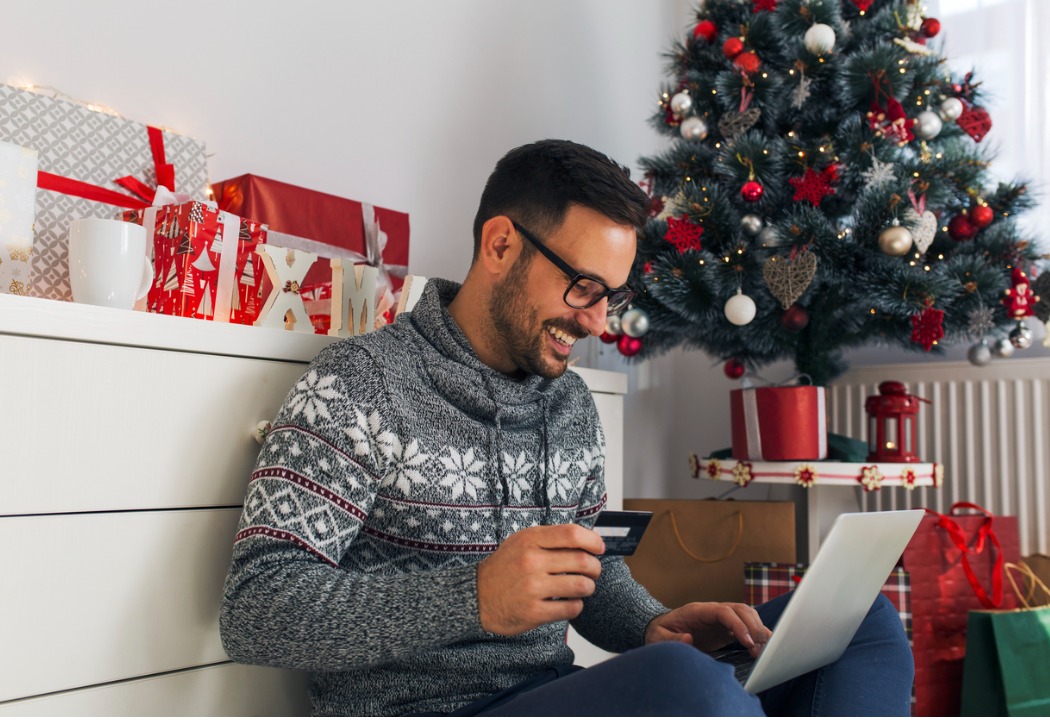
left=913, top=210, right=938, bottom=254
left=718, top=107, right=761, bottom=140
left=957, top=105, right=992, bottom=142
left=763, top=250, right=817, bottom=309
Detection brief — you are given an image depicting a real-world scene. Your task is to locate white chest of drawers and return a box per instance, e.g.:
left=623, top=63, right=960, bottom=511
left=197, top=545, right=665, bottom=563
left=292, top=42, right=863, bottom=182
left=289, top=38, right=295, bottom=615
left=0, top=294, right=626, bottom=714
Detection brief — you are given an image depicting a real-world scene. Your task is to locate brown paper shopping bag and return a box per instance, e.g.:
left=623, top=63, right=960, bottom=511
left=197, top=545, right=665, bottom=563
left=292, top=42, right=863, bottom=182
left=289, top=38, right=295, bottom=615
left=623, top=499, right=795, bottom=607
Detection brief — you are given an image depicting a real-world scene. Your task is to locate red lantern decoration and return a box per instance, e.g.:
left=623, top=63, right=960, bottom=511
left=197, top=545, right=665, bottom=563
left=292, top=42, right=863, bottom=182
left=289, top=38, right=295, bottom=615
left=864, top=381, right=930, bottom=463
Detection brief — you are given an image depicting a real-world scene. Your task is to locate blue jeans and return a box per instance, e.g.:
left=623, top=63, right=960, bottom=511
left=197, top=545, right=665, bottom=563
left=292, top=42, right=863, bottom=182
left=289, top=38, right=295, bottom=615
left=451, top=592, right=913, bottom=716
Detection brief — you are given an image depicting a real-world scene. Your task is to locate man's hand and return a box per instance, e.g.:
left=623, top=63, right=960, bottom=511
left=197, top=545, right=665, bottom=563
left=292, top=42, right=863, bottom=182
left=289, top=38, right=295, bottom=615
left=476, top=524, right=605, bottom=636
left=645, top=602, right=772, bottom=657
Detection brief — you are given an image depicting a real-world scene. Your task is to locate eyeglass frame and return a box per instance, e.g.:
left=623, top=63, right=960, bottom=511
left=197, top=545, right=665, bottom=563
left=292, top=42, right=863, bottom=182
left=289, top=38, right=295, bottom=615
left=510, top=220, right=636, bottom=315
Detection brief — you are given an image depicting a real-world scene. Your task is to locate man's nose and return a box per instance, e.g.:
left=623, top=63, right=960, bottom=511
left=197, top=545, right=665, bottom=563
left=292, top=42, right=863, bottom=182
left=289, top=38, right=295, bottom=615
left=575, top=298, right=609, bottom=337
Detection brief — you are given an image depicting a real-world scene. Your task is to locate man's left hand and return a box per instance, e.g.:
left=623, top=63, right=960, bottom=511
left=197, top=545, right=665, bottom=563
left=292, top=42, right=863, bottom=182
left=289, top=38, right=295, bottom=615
left=644, top=602, right=771, bottom=657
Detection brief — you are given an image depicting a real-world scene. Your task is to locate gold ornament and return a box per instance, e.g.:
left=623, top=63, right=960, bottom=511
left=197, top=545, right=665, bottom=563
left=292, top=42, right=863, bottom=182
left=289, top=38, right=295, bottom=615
left=878, top=222, right=914, bottom=256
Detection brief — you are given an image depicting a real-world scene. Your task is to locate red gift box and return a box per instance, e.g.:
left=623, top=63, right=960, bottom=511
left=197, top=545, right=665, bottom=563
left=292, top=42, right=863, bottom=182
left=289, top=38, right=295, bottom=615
left=123, top=202, right=267, bottom=324
left=744, top=561, right=912, bottom=640
left=730, top=385, right=827, bottom=460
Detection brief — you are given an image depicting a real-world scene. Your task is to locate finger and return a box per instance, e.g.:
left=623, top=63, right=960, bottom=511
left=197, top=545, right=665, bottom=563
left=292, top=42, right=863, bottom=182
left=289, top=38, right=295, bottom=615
left=545, top=549, right=603, bottom=579
left=718, top=604, right=770, bottom=654
left=532, top=524, right=606, bottom=556
left=545, top=572, right=597, bottom=600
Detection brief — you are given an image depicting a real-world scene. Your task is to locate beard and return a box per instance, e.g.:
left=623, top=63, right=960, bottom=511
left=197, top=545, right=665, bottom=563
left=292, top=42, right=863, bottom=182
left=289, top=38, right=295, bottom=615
left=488, top=256, right=588, bottom=379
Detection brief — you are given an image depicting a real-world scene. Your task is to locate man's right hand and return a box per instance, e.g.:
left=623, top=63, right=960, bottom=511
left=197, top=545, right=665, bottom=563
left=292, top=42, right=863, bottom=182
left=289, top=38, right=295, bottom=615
left=475, top=524, right=605, bottom=636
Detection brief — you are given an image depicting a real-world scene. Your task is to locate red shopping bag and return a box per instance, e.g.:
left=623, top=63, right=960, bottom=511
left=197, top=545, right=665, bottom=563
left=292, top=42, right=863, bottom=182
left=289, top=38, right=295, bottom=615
left=903, top=502, right=1021, bottom=717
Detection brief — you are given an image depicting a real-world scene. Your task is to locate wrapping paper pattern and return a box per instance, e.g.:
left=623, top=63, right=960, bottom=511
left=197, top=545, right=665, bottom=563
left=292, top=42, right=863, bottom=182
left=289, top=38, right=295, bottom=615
left=0, top=83, right=208, bottom=300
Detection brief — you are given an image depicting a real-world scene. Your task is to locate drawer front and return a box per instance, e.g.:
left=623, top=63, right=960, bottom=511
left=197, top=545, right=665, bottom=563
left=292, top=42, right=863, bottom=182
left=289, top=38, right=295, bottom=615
left=0, top=509, right=244, bottom=702
left=0, top=663, right=310, bottom=716
left=2, top=334, right=307, bottom=515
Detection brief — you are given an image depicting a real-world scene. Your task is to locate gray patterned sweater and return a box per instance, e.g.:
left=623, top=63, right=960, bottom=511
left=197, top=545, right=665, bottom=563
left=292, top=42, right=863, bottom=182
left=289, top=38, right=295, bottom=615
left=220, top=278, right=668, bottom=716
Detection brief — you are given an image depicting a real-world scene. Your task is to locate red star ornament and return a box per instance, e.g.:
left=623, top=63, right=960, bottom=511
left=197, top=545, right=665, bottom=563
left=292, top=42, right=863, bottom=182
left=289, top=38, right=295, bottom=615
left=910, top=303, right=945, bottom=351
left=789, top=166, right=836, bottom=206
left=664, top=214, right=704, bottom=254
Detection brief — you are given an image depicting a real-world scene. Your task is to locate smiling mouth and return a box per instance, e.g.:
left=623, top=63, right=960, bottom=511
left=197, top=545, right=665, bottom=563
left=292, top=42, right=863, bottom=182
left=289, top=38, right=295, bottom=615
left=547, top=325, right=578, bottom=349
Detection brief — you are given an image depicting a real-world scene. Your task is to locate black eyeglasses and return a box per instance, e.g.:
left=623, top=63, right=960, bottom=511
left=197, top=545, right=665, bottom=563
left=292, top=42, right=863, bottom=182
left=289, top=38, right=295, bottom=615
left=511, top=221, right=636, bottom=315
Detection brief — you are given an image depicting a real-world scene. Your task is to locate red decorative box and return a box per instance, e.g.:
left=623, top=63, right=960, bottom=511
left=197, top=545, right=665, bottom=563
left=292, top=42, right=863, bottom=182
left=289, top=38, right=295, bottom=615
left=123, top=202, right=267, bottom=324
left=730, top=385, right=827, bottom=460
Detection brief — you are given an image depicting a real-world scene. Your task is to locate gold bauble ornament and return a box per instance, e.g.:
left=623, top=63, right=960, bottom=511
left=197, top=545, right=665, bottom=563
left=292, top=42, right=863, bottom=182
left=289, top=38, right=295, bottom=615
left=878, top=222, right=914, bottom=256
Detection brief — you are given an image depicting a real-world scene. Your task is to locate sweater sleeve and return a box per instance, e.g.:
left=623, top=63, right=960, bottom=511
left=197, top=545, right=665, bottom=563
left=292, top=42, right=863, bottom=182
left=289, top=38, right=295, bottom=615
left=568, top=408, right=669, bottom=653
left=219, top=343, right=487, bottom=672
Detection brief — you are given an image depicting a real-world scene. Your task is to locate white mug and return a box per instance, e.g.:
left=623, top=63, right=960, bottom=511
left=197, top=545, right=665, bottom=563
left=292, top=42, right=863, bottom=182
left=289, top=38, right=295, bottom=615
left=67, top=218, right=153, bottom=309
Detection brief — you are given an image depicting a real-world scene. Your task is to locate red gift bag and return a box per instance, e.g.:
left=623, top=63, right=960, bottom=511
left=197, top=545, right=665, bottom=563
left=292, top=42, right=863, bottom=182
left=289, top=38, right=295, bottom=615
left=903, top=502, right=1021, bottom=717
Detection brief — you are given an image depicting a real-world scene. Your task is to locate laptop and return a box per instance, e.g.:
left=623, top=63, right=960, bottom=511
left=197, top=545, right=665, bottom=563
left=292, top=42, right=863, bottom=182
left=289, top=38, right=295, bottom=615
left=710, top=509, right=923, bottom=694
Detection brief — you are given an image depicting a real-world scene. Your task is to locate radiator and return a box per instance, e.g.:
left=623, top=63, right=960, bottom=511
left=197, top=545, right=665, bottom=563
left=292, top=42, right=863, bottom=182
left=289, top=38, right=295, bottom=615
left=829, top=358, right=1050, bottom=556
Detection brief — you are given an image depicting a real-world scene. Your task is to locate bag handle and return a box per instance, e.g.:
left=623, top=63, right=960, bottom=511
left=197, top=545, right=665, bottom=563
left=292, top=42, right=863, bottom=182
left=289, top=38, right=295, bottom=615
left=1004, top=562, right=1050, bottom=610
left=667, top=510, right=744, bottom=563
left=925, top=503, right=1004, bottom=609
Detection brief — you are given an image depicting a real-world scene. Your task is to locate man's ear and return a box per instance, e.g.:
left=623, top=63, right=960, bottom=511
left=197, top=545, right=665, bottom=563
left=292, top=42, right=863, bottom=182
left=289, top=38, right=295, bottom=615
left=478, top=215, right=519, bottom=275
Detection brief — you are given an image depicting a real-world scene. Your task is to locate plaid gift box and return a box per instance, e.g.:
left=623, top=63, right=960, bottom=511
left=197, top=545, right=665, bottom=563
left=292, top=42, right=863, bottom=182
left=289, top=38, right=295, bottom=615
left=744, top=561, right=912, bottom=640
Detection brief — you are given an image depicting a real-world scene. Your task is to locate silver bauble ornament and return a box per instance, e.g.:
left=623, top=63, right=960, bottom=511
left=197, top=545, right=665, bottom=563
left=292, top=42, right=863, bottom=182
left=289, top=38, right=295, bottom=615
left=804, top=23, right=836, bottom=55
left=670, top=91, right=693, bottom=116
left=724, top=288, right=757, bottom=326
left=878, top=221, right=914, bottom=256
left=1010, top=321, right=1033, bottom=349
left=680, top=116, right=709, bottom=141
left=967, top=340, right=992, bottom=367
left=994, top=337, right=1016, bottom=358
left=620, top=307, right=650, bottom=338
left=740, top=214, right=764, bottom=237
left=915, top=110, right=943, bottom=140
left=757, top=226, right=784, bottom=247
left=939, top=97, right=964, bottom=121
left=605, top=314, right=622, bottom=336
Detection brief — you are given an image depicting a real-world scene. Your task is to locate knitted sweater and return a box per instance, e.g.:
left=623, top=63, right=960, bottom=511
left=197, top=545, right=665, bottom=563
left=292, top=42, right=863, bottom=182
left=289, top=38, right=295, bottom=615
left=220, top=278, right=668, bottom=716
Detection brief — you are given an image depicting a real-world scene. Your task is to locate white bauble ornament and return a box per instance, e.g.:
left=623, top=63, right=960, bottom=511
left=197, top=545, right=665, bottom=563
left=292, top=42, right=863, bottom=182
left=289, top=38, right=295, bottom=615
left=939, top=97, right=964, bottom=121
left=620, top=307, right=650, bottom=338
left=967, top=340, right=992, bottom=367
left=605, top=314, right=622, bottom=336
left=993, top=337, right=1016, bottom=358
left=804, top=23, right=836, bottom=55
left=670, top=92, right=693, bottom=116
left=758, top=226, right=784, bottom=247
left=724, top=288, right=757, bottom=326
left=680, top=116, right=709, bottom=141
left=915, top=110, right=943, bottom=140
left=740, top=214, right=764, bottom=237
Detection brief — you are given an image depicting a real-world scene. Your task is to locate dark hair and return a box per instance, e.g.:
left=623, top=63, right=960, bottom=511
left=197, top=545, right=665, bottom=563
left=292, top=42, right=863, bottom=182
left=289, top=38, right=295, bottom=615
left=471, top=139, right=649, bottom=261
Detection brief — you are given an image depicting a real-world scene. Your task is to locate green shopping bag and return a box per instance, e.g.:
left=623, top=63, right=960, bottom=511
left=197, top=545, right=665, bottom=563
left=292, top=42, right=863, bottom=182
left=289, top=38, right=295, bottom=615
left=961, top=563, right=1050, bottom=716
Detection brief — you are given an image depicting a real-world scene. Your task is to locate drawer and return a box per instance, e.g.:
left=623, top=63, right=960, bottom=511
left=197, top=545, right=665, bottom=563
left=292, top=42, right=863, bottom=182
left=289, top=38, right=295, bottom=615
left=1, top=334, right=306, bottom=515
left=0, top=509, right=243, bottom=702
left=0, top=663, right=310, bottom=716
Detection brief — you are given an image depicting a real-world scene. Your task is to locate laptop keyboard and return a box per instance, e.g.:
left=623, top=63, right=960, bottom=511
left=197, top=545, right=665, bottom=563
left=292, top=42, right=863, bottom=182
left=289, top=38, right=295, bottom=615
left=708, top=645, right=756, bottom=685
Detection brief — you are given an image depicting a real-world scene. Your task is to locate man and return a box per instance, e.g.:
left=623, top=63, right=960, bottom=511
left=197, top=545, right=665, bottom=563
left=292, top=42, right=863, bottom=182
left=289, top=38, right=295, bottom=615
left=220, top=139, right=912, bottom=716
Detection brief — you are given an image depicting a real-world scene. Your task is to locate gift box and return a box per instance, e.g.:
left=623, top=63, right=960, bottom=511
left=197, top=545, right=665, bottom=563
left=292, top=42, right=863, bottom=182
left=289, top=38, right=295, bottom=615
left=0, top=83, right=208, bottom=300
left=730, top=385, right=827, bottom=460
left=744, top=561, right=912, bottom=640
left=211, top=174, right=409, bottom=331
left=122, top=202, right=266, bottom=324
left=0, top=141, right=37, bottom=296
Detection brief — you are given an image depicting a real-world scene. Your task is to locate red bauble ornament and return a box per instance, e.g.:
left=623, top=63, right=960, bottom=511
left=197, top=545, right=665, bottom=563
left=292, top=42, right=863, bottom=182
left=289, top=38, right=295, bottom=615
left=694, top=20, right=717, bottom=43
left=851, top=0, right=874, bottom=10
left=599, top=331, right=621, bottom=344
left=781, top=304, right=810, bottom=332
left=741, top=180, right=764, bottom=203
left=969, top=204, right=994, bottom=228
left=920, top=18, right=941, bottom=38
left=617, top=334, right=643, bottom=357
left=723, top=37, right=744, bottom=59
left=724, top=358, right=746, bottom=379
left=733, top=51, right=761, bottom=75
left=948, top=214, right=978, bottom=241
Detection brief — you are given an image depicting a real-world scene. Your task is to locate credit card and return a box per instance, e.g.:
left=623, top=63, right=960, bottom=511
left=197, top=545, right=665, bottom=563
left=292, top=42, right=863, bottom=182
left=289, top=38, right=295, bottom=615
left=593, top=510, right=653, bottom=556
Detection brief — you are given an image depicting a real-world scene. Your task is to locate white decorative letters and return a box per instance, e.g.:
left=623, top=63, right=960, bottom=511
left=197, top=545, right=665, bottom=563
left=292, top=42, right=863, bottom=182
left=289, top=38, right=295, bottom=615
left=256, top=245, right=318, bottom=333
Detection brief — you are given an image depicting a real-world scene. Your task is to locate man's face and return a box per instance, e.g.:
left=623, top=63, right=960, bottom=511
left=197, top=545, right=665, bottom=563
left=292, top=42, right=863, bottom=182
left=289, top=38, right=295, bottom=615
left=488, top=205, right=636, bottom=379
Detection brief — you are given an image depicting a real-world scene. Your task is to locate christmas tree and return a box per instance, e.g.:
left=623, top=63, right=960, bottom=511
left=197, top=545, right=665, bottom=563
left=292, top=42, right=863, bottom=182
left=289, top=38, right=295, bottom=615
left=616, top=0, right=1045, bottom=385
